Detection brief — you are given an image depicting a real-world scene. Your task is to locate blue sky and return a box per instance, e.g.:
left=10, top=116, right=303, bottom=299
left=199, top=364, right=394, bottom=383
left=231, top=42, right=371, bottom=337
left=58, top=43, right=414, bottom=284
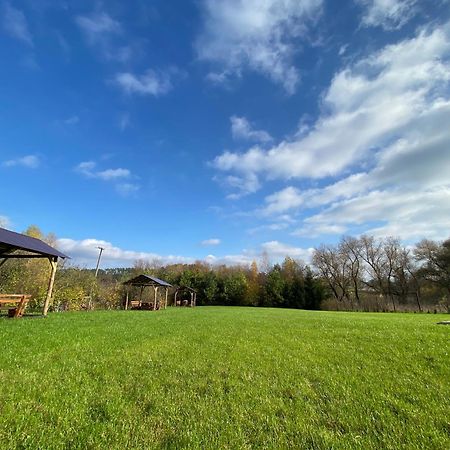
left=1, top=0, right=450, bottom=267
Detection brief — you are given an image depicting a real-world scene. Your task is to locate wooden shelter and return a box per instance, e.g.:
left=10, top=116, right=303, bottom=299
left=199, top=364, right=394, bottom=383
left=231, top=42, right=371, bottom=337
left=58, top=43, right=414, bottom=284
left=123, top=274, right=172, bottom=311
left=174, top=286, right=197, bottom=307
left=0, top=227, right=69, bottom=316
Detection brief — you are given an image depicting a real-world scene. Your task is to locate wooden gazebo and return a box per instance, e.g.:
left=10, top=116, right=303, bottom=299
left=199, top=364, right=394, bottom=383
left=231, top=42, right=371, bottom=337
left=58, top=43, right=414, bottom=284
left=0, top=227, right=69, bottom=316
left=123, top=274, right=172, bottom=311
left=174, top=286, right=197, bottom=307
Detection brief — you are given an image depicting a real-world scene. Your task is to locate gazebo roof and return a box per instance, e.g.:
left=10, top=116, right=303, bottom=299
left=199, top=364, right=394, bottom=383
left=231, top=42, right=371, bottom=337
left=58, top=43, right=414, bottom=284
left=123, top=274, right=172, bottom=287
left=0, top=227, right=69, bottom=260
left=175, top=285, right=197, bottom=293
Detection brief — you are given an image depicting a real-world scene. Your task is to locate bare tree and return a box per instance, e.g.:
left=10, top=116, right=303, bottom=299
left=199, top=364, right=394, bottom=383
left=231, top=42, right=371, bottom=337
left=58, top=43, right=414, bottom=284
left=398, top=248, right=422, bottom=312
left=313, top=244, right=352, bottom=306
left=357, top=235, right=390, bottom=309
left=339, top=236, right=363, bottom=307
left=415, top=239, right=450, bottom=311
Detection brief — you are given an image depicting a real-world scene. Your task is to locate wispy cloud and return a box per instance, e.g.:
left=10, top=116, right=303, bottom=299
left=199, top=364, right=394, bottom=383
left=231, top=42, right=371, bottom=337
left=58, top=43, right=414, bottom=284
left=356, top=0, right=417, bottom=30
left=75, top=161, right=130, bottom=181
left=231, top=116, right=272, bottom=143
left=213, top=172, right=261, bottom=199
left=196, top=0, right=323, bottom=93
left=1, top=2, right=33, bottom=46
left=3, top=154, right=40, bottom=168
left=113, top=68, right=180, bottom=96
left=119, top=113, right=130, bottom=131
left=63, top=115, right=79, bottom=125
left=115, top=182, right=139, bottom=197
left=75, top=10, right=134, bottom=62
left=75, top=161, right=139, bottom=196
left=201, top=238, right=221, bottom=246
left=76, top=11, right=121, bottom=38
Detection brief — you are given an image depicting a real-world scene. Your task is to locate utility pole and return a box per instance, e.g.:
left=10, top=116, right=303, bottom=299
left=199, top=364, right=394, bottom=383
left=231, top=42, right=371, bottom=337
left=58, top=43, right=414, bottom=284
left=94, top=246, right=104, bottom=278
left=89, top=246, right=104, bottom=310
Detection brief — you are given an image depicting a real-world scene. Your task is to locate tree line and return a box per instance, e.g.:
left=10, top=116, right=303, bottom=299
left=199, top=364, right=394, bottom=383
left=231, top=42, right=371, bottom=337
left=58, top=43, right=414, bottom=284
left=313, top=235, right=450, bottom=312
left=0, top=225, right=449, bottom=312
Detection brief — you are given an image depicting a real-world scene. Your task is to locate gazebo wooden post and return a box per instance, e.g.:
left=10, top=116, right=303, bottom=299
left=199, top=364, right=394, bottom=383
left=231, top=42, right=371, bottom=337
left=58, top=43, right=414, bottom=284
left=190, top=292, right=193, bottom=307
left=125, top=287, right=129, bottom=310
left=174, top=290, right=178, bottom=307
left=153, top=286, right=158, bottom=310
left=139, top=285, right=144, bottom=307
left=194, top=293, right=197, bottom=307
left=43, top=257, right=58, bottom=316
left=164, top=287, right=168, bottom=309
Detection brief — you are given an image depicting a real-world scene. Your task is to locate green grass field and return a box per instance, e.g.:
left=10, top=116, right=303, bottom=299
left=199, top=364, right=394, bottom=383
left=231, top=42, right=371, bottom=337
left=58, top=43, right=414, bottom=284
left=0, top=307, right=448, bottom=449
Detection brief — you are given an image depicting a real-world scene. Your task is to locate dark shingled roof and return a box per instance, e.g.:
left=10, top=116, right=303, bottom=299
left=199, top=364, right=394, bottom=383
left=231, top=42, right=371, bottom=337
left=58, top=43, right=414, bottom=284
left=0, top=227, right=69, bottom=259
left=123, top=274, right=172, bottom=287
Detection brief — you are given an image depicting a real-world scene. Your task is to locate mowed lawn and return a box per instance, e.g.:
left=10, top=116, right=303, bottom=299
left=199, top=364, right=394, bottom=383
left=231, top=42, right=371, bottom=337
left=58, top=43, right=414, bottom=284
left=0, top=308, right=448, bottom=449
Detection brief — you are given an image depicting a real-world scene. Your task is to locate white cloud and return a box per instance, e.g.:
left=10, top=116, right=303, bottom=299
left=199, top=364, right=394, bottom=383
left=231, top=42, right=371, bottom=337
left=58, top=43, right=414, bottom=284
left=213, top=24, right=450, bottom=187
left=0, top=215, right=11, bottom=229
left=201, top=238, right=221, bottom=246
left=1, top=2, right=33, bottom=46
left=113, top=69, right=175, bottom=96
left=75, top=161, right=138, bottom=196
left=75, top=161, right=130, bottom=181
left=3, top=154, right=40, bottom=168
left=231, top=116, right=272, bottom=143
left=263, top=187, right=304, bottom=215
left=96, top=168, right=130, bottom=181
left=217, top=22, right=450, bottom=241
left=196, top=0, right=322, bottom=93
left=57, top=238, right=193, bottom=268
left=56, top=236, right=313, bottom=268
left=214, top=23, right=450, bottom=189
left=262, top=97, right=450, bottom=239
left=297, top=188, right=450, bottom=241
left=261, top=241, right=314, bottom=262
left=357, top=0, right=417, bottom=30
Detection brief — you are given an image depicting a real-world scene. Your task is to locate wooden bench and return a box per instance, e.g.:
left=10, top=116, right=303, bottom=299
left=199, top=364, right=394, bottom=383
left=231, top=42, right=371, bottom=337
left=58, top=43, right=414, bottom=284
left=0, top=294, right=31, bottom=318
left=130, top=300, right=141, bottom=309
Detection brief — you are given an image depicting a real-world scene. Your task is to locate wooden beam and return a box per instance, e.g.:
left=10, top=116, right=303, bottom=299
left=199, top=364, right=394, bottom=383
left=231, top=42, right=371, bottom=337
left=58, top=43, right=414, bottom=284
left=43, top=258, right=58, bottom=316
left=0, top=254, right=50, bottom=259
left=164, top=287, right=168, bottom=310
left=139, top=285, right=144, bottom=307
left=125, top=288, right=129, bottom=310
left=153, top=286, right=158, bottom=310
